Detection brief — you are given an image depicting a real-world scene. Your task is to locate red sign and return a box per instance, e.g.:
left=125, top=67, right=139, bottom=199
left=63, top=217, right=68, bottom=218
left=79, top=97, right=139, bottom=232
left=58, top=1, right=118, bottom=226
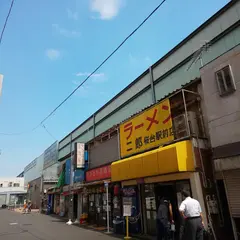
left=86, top=165, right=111, bottom=182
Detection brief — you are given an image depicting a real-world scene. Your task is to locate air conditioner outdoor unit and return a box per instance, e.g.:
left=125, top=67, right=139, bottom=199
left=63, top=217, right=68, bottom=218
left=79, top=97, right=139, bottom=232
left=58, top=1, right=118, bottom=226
left=173, top=111, right=199, bottom=139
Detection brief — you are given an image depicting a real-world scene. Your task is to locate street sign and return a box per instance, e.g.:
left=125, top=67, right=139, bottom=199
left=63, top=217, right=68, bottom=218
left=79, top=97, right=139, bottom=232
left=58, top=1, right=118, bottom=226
left=123, top=197, right=132, bottom=217
left=123, top=205, right=132, bottom=217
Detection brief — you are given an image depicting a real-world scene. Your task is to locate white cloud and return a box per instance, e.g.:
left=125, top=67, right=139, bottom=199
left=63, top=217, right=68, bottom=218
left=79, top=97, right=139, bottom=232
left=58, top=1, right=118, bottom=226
left=90, top=0, right=123, bottom=20
left=129, top=53, right=137, bottom=65
left=145, top=56, right=152, bottom=63
left=67, top=8, right=78, bottom=20
left=52, top=24, right=80, bottom=38
left=75, top=72, right=106, bottom=83
left=72, top=81, right=90, bottom=98
left=129, top=53, right=152, bottom=66
left=45, top=49, right=61, bottom=60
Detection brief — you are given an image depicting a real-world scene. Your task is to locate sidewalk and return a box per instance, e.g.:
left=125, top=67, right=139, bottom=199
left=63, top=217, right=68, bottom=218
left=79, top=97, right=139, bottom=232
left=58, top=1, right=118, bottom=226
left=48, top=214, right=152, bottom=240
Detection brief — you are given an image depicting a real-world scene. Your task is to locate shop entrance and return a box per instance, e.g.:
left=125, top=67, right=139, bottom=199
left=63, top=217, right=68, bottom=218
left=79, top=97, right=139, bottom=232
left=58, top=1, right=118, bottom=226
left=143, top=180, right=191, bottom=238
left=217, top=180, right=235, bottom=239
left=73, top=194, right=78, bottom=220
left=155, top=183, right=179, bottom=239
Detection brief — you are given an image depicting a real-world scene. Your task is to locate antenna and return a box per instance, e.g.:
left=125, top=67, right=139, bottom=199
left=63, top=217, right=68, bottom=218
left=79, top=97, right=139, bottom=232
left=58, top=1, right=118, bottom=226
left=186, top=41, right=210, bottom=71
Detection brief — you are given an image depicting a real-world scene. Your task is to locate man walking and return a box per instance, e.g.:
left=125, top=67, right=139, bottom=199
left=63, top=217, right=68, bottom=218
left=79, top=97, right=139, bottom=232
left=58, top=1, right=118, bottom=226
left=179, top=190, right=204, bottom=240
left=156, top=197, right=174, bottom=240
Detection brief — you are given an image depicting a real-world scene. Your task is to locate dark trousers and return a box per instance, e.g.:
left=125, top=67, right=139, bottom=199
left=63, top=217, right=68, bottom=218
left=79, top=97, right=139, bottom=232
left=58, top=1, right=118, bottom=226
left=182, top=217, right=203, bottom=240
left=156, top=219, right=169, bottom=240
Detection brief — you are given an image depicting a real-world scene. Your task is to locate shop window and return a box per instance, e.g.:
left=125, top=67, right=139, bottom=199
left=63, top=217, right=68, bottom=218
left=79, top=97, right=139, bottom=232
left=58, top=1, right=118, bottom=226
left=13, top=183, right=20, bottom=187
left=216, top=65, right=236, bottom=96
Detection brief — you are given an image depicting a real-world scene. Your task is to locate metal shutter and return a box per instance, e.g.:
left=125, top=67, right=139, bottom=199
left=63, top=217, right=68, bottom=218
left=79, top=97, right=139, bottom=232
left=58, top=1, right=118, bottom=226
left=224, top=169, right=240, bottom=218
left=0, top=194, right=7, bottom=206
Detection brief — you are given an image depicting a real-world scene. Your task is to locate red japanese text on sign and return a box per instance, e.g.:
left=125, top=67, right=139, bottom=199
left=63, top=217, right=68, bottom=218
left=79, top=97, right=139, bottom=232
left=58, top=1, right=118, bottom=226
left=119, top=99, right=174, bottom=158
left=86, top=165, right=111, bottom=182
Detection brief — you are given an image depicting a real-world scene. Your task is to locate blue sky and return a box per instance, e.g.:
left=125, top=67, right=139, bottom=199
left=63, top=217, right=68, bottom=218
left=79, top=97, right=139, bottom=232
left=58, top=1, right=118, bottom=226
left=0, top=0, right=230, bottom=177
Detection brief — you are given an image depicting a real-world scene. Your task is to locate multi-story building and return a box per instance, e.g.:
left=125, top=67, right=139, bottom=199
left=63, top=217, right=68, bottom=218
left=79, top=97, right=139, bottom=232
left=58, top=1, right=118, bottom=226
left=0, top=177, right=26, bottom=207
left=200, top=38, right=240, bottom=239
left=23, top=142, right=60, bottom=210
left=50, top=1, right=240, bottom=239
left=24, top=155, right=44, bottom=209
left=41, top=141, right=59, bottom=212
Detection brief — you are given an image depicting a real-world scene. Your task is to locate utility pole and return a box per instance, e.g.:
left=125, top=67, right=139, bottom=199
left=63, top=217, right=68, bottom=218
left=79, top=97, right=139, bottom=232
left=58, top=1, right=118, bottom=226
left=67, top=134, right=74, bottom=225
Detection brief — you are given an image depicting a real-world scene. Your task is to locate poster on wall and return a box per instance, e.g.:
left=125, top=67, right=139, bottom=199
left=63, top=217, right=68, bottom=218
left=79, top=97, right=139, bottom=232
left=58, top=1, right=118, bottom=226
left=74, top=143, right=85, bottom=169
left=119, top=99, right=174, bottom=158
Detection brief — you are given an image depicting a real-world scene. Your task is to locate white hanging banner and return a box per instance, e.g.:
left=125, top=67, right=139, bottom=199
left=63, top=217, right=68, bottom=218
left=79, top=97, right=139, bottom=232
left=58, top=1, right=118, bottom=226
left=74, top=143, right=85, bottom=169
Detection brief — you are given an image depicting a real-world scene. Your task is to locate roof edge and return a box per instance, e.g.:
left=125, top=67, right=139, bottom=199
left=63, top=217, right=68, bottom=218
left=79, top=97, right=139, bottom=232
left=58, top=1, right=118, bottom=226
left=59, top=0, right=236, bottom=144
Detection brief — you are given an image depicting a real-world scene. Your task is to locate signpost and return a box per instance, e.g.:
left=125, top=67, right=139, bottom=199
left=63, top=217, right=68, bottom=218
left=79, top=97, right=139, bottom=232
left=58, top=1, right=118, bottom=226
left=123, top=197, right=132, bottom=239
left=104, top=181, right=110, bottom=234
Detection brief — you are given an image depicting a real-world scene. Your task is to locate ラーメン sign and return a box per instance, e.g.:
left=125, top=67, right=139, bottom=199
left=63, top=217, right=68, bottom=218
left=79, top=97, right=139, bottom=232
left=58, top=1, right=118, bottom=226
left=119, top=99, right=174, bottom=158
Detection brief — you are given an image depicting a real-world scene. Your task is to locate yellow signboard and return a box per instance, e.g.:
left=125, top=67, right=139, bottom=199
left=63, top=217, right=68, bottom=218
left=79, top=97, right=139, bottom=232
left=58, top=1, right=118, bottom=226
left=120, top=99, right=174, bottom=158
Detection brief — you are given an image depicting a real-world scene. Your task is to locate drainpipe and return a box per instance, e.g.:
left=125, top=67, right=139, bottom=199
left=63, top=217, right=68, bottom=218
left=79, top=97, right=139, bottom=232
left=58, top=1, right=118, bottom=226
left=149, top=67, right=156, bottom=104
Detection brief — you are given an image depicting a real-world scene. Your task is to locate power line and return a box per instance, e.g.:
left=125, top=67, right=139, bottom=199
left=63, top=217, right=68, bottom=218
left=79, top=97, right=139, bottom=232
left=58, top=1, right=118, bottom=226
left=0, top=0, right=15, bottom=46
left=0, top=0, right=168, bottom=136
left=42, top=124, right=57, bottom=141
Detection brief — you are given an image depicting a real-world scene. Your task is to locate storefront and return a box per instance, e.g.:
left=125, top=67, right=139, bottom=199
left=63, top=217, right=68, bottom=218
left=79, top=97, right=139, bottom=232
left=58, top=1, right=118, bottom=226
left=58, top=185, right=70, bottom=217
left=214, top=156, right=240, bottom=238
left=112, top=140, right=206, bottom=238
left=111, top=99, right=207, bottom=238
left=53, top=193, right=60, bottom=214
left=85, top=164, right=113, bottom=227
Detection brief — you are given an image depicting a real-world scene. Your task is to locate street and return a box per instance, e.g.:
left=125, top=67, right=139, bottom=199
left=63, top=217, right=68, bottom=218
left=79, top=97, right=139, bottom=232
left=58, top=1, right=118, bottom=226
left=0, top=209, right=120, bottom=240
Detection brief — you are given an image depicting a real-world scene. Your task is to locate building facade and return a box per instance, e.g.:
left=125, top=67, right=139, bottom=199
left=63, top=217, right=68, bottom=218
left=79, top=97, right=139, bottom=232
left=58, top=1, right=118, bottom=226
left=51, top=1, right=240, bottom=239
left=201, top=43, right=240, bottom=239
left=24, top=142, right=60, bottom=210
left=41, top=141, right=59, bottom=212
left=0, top=177, right=26, bottom=207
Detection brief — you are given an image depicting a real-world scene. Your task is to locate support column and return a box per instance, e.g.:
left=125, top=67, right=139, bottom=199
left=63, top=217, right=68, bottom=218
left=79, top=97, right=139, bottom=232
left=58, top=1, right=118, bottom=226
left=67, top=134, right=74, bottom=225
left=149, top=67, right=156, bottom=104
left=93, top=114, right=96, bottom=138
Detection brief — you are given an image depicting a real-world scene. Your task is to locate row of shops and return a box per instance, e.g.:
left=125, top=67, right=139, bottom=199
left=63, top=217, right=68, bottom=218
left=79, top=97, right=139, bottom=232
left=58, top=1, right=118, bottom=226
left=48, top=138, right=210, bottom=239
left=44, top=2, right=240, bottom=238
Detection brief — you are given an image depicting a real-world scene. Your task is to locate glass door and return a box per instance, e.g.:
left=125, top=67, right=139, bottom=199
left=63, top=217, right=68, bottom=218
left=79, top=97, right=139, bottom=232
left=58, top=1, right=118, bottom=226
left=144, top=184, right=157, bottom=235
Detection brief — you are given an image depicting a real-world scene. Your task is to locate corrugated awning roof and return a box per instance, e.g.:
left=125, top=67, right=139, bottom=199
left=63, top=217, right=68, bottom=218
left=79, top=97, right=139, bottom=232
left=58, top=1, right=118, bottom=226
left=119, top=78, right=200, bottom=125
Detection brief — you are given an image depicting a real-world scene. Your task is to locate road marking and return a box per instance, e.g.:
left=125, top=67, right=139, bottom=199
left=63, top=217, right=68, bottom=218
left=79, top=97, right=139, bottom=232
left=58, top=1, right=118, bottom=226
left=9, top=223, right=18, bottom=225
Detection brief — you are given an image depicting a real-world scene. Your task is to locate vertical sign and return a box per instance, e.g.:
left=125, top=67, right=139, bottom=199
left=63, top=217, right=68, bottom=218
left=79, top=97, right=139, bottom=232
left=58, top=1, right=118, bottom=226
left=74, top=143, right=85, bottom=169
left=119, top=98, right=174, bottom=158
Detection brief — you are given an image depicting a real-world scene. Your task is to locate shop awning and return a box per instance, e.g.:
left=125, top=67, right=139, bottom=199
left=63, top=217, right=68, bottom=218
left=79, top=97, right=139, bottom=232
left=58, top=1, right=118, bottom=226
left=111, top=140, right=195, bottom=182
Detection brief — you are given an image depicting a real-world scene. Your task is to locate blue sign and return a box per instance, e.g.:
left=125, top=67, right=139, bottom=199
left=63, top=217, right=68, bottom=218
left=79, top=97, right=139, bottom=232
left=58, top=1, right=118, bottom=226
left=74, top=169, right=84, bottom=183
left=65, top=159, right=71, bottom=185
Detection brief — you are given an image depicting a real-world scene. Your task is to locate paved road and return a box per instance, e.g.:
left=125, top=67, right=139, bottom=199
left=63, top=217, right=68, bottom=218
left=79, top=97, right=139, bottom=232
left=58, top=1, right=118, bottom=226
left=0, top=209, right=120, bottom=240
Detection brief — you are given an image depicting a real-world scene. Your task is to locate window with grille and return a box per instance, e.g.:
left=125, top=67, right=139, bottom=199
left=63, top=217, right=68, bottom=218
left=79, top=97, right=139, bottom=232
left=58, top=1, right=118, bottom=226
left=216, top=65, right=236, bottom=96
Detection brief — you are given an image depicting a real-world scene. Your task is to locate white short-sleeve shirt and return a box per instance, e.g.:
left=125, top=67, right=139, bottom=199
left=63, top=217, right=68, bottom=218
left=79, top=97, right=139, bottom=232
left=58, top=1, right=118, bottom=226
left=179, top=197, right=202, bottom=218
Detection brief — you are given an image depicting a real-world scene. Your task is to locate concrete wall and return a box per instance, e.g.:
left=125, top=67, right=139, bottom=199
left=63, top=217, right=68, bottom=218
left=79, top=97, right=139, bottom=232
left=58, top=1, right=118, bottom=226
left=89, top=134, right=119, bottom=169
left=0, top=177, right=24, bottom=188
left=28, top=177, right=41, bottom=209
left=58, top=1, right=240, bottom=161
left=24, top=154, right=44, bottom=187
left=43, top=162, right=59, bottom=182
left=200, top=44, right=240, bottom=148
